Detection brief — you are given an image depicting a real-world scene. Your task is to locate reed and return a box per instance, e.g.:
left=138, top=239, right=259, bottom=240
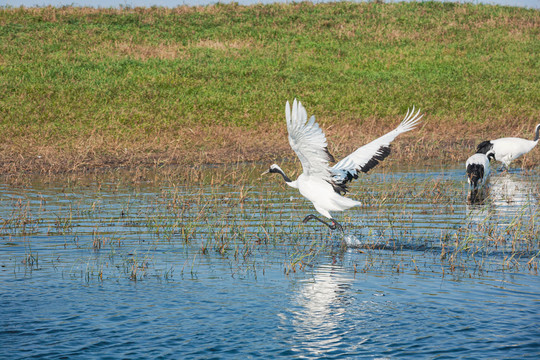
left=0, top=164, right=538, bottom=281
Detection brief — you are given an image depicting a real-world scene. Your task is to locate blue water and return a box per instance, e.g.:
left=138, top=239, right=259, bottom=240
left=1, top=165, right=539, bottom=358
left=3, top=264, right=540, bottom=358
left=2, top=0, right=539, bottom=9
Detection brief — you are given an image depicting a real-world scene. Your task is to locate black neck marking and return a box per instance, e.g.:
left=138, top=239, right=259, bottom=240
left=272, top=167, right=292, bottom=183
left=467, top=163, right=484, bottom=187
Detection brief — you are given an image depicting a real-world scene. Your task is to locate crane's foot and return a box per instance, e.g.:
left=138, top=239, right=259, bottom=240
left=330, top=219, right=344, bottom=233
left=303, top=215, right=344, bottom=233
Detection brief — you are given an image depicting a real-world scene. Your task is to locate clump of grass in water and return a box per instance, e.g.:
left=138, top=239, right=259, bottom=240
left=338, top=170, right=540, bottom=274
left=1, top=165, right=539, bottom=280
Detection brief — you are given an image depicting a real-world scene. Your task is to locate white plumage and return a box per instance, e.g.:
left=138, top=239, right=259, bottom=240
left=476, top=124, right=540, bottom=168
left=264, top=99, right=422, bottom=231
left=332, top=106, right=422, bottom=183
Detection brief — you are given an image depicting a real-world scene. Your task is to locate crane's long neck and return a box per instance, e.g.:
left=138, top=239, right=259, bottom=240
left=272, top=166, right=298, bottom=189
left=534, top=124, right=540, bottom=142
left=276, top=168, right=292, bottom=183
left=279, top=170, right=299, bottom=189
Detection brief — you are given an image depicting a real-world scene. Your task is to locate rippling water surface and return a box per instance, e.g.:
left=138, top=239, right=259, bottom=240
left=1, top=164, right=539, bottom=359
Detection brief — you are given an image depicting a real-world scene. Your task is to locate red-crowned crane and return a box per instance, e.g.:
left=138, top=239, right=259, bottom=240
left=476, top=124, right=540, bottom=169
left=263, top=99, right=422, bottom=231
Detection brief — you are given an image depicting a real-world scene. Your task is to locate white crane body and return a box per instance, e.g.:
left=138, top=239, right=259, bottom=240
left=490, top=138, right=538, bottom=167
left=476, top=124, right=540, bottom=168
left=466, top=152, right=493, bottom=189
left=264, top=99, right=422, bottom=231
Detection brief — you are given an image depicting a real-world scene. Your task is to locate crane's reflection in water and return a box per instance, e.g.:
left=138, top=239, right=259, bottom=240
left=466, top=170, right=539, bottom=231
left=490, top=172, right=538, bottom=213
left=288, top=264, right=362, bottom=356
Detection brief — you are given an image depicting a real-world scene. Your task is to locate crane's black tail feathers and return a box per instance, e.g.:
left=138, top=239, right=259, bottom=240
left=476, top=141, right=493, bottom=154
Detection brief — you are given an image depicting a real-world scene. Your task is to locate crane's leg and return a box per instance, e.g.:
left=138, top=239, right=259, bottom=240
left=467, top=189, right=482, bottom=205
left=303, top=215, right=343, bottom=232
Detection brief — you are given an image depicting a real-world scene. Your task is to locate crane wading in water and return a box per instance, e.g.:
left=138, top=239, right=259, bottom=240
left=476, top=124, right=540, bottom=170
left=263, top=99, right=422, bottom=232
left=466, top=151, right=495, bottom=191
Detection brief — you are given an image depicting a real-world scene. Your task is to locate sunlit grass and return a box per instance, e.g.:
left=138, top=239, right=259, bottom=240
left=0, top=2, right=538, bottom=173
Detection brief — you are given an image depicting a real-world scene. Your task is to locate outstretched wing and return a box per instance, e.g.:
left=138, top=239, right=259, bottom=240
left=332, top=107, right=423, bottom=189
left=286, top=99, right=334, bottom=179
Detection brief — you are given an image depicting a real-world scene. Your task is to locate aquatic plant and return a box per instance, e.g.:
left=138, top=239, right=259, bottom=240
left=0, top=164, right=538, bottom=282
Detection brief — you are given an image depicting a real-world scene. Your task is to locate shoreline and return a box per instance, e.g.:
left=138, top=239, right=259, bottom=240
left=2, top=120, right=539, bottom=177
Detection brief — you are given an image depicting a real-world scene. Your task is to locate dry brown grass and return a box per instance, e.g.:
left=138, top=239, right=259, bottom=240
left=1, top=117, right=538, bottom=176
left=1, top=3, right=537, bottom=176
left=108, top=41, right=184, bottom=61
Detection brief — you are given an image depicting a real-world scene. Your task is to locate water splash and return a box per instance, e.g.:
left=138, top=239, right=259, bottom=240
left=343, top=234, right=362, bottom=247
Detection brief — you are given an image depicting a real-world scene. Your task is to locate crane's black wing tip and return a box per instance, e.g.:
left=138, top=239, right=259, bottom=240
left=360, top=145, right=392, bottom=173
left=329, top=145, right=392, bottom=194
left=324, top=147, right=336, bottom=163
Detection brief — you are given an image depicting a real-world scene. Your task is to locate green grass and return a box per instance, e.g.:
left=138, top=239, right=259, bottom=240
left=0, top=2, right=538, bottom=172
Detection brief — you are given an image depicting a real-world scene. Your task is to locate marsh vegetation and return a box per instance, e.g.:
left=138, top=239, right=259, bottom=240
left=1, top=163, right=538, bottom=281
left=1, top=163, right=539, bottom=358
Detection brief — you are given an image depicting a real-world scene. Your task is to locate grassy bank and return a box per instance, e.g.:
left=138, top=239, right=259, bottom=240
left=0, top=2, right=538, bottom=174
